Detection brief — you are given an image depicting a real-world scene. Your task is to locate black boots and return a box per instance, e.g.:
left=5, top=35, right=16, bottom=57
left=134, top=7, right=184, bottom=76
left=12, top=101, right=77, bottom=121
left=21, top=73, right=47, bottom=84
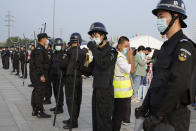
left=32, top=109, right=51, bottom=118
left=32, top=110, right=38, bottom=116
left=37, top=111, right=51, bottom=118
left=63, top=120, right=78, bottom=129
left=50, top=107, right=64, bottom=114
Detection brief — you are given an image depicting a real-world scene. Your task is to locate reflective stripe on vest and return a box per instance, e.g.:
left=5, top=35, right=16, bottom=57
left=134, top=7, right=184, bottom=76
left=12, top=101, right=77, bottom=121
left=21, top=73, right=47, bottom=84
left=113, top=52, right=134, bottom=98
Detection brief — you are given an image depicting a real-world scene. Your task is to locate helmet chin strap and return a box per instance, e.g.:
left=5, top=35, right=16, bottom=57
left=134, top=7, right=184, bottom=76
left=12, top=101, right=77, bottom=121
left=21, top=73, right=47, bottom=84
left=161, top=13, right=180, bottom=35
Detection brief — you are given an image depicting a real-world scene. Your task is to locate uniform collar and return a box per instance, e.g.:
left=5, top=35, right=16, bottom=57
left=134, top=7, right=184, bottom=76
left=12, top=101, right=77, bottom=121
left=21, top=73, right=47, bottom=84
left=99, top=41, right=110, bottom=51
left=37, top=43, right=45, bottom=49
left=163, top=30, right=183, bottom=55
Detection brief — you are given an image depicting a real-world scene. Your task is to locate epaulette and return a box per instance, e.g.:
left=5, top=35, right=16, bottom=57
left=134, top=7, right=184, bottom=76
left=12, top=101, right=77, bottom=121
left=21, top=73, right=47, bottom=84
left=180, top=39, right=189, bottom=43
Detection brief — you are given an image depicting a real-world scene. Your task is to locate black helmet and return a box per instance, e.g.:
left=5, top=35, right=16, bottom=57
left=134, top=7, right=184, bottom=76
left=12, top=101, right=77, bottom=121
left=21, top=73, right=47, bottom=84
left=88, top=22, right=108, bottom=35
left=47, top=39, right=53, bottom=46
left=152, top=0, right=187, bottom=28
left=70, top=33, right=82, bottom=44
left=54, top=38, right=64, bottom=46
left=29, top=41, right=35, bottom=46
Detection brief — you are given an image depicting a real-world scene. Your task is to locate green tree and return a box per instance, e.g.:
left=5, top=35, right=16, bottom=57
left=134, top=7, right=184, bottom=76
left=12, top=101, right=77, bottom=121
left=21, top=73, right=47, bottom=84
left=6, top=37, right=21, bottom=47
left=6, top=37, right=33, bottom=47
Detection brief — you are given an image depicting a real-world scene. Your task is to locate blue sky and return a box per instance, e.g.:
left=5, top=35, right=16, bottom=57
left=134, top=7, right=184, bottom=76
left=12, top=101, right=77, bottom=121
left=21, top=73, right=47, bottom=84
left=0, top=0, right=196, bottom=42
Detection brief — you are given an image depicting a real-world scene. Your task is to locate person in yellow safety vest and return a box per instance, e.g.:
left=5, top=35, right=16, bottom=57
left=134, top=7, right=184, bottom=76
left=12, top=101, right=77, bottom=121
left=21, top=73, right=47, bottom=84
left=112, top=36, right=134, bottom=131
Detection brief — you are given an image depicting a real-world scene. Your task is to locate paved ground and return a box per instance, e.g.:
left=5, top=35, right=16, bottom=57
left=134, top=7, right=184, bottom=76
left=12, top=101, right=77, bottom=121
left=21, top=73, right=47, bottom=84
left=0, top=64, right=196, bottom=131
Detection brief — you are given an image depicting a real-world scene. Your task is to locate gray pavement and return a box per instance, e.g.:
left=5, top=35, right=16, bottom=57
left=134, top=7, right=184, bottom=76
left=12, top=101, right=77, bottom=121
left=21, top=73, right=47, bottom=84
left=0, top=65, right=196, bottom=131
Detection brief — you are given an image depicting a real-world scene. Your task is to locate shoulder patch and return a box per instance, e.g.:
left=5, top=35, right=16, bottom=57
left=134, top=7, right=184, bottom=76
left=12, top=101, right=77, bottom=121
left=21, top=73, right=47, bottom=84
left=178, top=48, right=191, bottom=62
left=62, top=54, right=67, bottom=59
left=180, top=39, right=189, bottom=43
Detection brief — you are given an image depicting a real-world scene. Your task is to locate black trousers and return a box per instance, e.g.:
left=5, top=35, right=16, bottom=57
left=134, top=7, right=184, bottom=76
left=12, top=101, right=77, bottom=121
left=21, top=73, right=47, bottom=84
left=51, top=78, right=64, bottom=108
left=146, top=106, right=191, bottom=131
left=92, top=88, right=114, bottom=131
left=123, top=98, right=131, bottom=123
left=1, top=57, right=4, bottom=68
left=112, top=98, right=131, bottom=131
left=13, top=61, right=17, bottom=72
left=167, top=106, right=190, bottom=131
left=4, top=57, right=9, bottom=69
left=65, top=76, right=82, bottom=122
left=21, top=62, right=27, bottom=78
left=31, top=82, right=46, bottom=111
left=44, top=77, right=52, bottom=100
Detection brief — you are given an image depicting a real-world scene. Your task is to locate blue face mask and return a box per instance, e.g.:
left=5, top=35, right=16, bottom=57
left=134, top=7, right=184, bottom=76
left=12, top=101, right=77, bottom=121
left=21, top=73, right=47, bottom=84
left=93, top=37, right=102, bottom=45
left=140, top=52, right=145, bottom=59
left=157, top=18, right=168, bottom=33
left=45, top=40, right=49, bottom=49
left=55, top=46, right=61, bottom=51
left=122, top=48, right=127, bottom=55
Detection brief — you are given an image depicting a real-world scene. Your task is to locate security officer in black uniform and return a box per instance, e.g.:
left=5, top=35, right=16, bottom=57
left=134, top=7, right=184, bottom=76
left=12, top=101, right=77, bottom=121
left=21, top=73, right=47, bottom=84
left=20, top=45, right=28, bottom=78
left=3, top=47, right=10, bottom=69
left=11, top=47, right=15, bottom=72
left=81, top=22, right=118, bottom=131
left=28, top=41, right=36, bottom=87
left=43, top=39, right=53, bottom=104
left=1, top=48, right=5, bottom=68
left=13, top=45, right=20, bottom=75
left=134, top=1, right=196, bottom=131
left=62, top=33, right=86, bottom=129
left=31, top=33, right=51, bottom=118
left=10, top=46, right=15, bottom=72
left=49, top=38, right=65, bottom=114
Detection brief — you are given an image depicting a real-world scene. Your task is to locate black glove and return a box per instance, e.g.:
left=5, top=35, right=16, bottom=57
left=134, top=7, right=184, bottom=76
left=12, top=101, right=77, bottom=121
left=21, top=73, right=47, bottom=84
left=143, top=116, right=161, bottom=131
left=135, top=106, right=149, bottom=119
left=87, top=41, right=96, bottom=50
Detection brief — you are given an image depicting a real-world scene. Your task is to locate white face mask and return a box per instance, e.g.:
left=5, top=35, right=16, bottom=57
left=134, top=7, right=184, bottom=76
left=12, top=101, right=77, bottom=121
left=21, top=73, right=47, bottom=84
left=55, top=46, right=62, bottom=51
left=157, top=18, right=168, bottom=33
left=93, top=37, right=102, bottom=45
left=140, top=52, right=145, bottom=59
left=45, top=40, right=49, bottom=49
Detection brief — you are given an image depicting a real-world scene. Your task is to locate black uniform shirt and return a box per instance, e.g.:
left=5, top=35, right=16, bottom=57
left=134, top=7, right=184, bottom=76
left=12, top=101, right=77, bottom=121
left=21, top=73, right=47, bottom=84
left=83, top=41, right=118, bottom=89
left=31, top=43, right=49, bottom=80
left=144, top=30, right=196, bottom=116
left=50, top=50, right=67, bottom=79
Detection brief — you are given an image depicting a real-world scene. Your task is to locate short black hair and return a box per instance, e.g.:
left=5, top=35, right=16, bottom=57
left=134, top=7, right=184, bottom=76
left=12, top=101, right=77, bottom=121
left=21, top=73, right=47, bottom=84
left=118, top=36, right=129, bottom=45
left=145, top=47, right=152, bottom=52
left=137, top=45, right=145, bottom=52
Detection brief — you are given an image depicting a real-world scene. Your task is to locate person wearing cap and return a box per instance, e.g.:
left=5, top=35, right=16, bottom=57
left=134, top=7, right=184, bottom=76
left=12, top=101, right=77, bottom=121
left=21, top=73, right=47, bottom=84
left=28, top=41, right=36, bottom=87
left=13, top=45, right=20, bottom=75
left=2, top=47, right=10, bottom=69
left=1, top=48, right=5, bottom=68
left=134, top=0, right=196, bottom=131
left=48, top=38, right=65, bottom=114
left=11, top=46, right=17, bottom=73
left=43, top=39, right=53, bottom=104
left=31, top=33, right=51, bottom=118
left=20, top=45, right=28, bottom=78
left=62, top=33, right=86, bottom=129
left=80, top=22, right=118, bottom=131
